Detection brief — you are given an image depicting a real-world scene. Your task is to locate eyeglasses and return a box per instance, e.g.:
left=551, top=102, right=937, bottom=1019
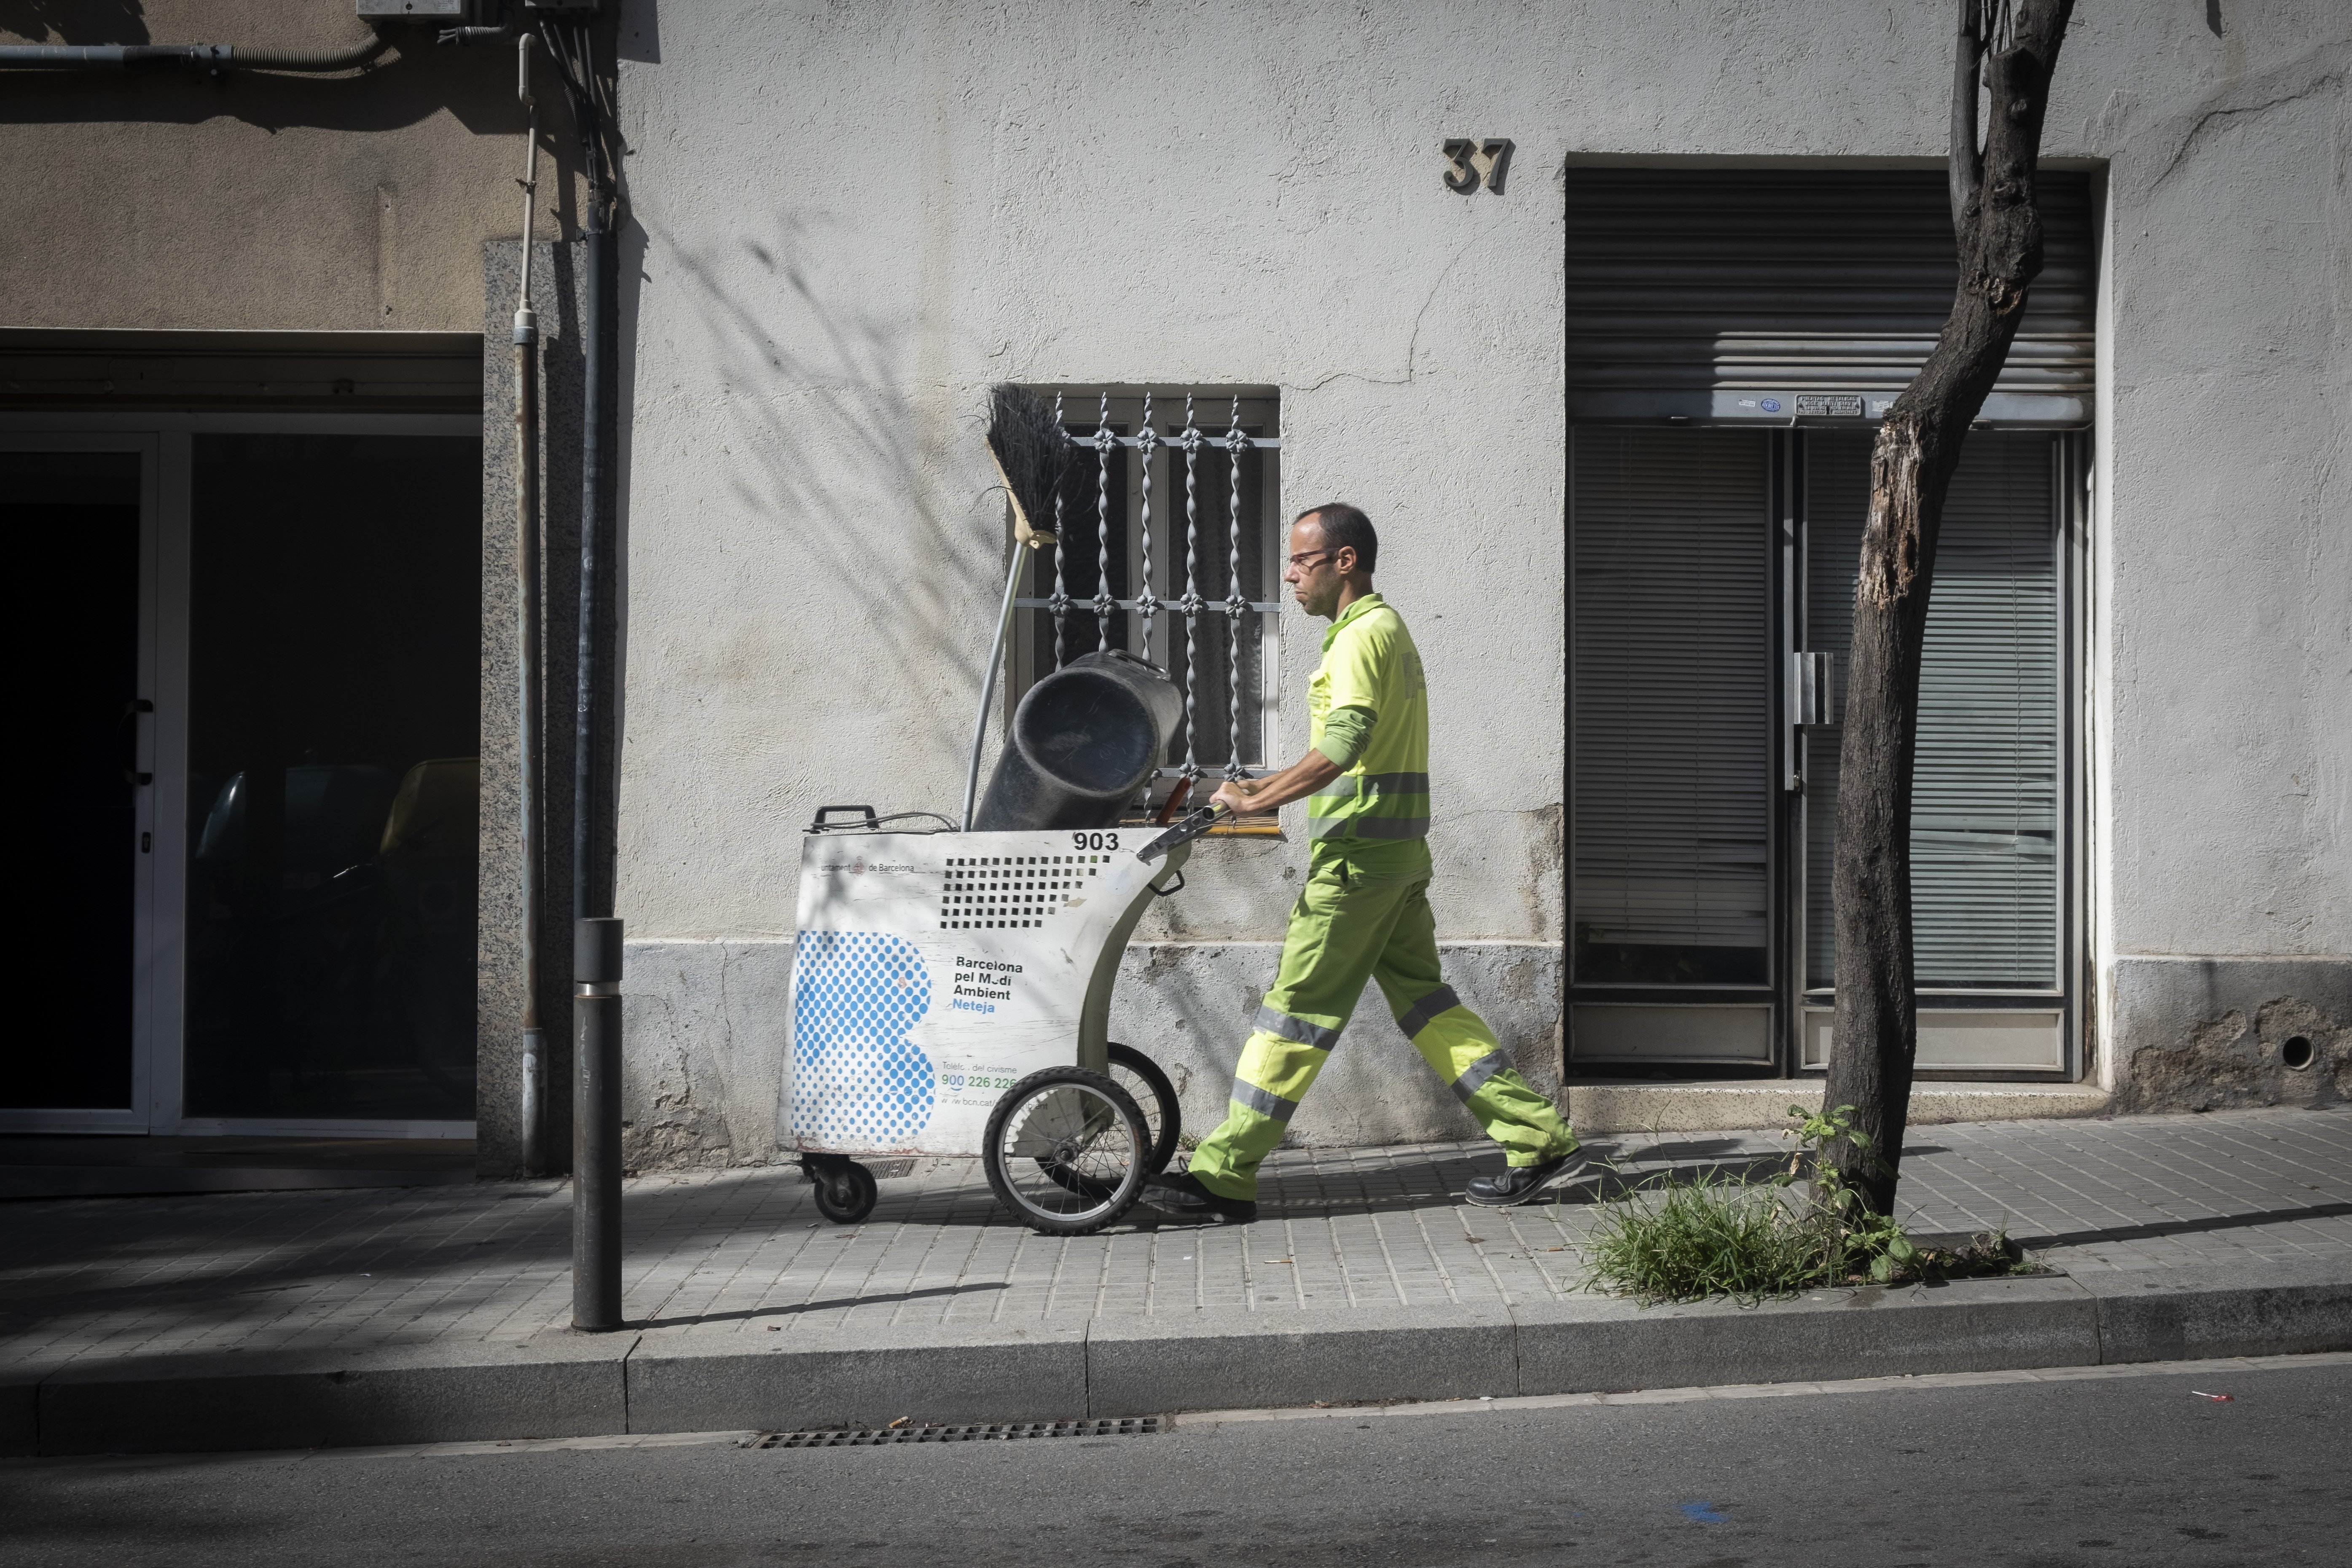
left=1283, top=550, right=1338, bottom=570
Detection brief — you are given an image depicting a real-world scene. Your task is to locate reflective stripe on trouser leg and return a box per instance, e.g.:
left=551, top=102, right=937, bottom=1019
left=1182, top=1031, right=1331, bottom=1199
left=1405, top=1002, right=1576, bottom=1166
left=1372, top=883, right=1578, bottom=1170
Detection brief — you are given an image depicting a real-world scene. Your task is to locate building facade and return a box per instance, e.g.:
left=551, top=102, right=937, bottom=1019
left=4, top=1, right=2345, bottom=1174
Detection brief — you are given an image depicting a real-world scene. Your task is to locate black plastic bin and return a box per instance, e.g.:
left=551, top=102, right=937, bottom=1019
left=974, top=650, right=1181, bottom=831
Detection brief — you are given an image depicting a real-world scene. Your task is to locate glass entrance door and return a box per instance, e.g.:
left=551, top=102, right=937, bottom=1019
left=1569, top=428, right=1778, bottom=1064
left=1568, top=426, right=2074, bottom=1076
left=0, top=447, right=154, bottom=1129
left=0, top=421, right=483, bottom=1136
left=179, top=432, right=483, bottom=1128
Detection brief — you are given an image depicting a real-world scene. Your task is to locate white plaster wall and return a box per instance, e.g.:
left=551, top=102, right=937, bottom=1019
left=608, top=0, right=2351, bottom=1144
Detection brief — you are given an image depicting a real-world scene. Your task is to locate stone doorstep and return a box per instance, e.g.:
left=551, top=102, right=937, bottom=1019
left=1565, top=1080, right=2111, bottom=1134
left=12, top=1262, right=2345, bottom=1458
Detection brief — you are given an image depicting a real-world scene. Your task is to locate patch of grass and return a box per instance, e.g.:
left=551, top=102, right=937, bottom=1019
left=1581, top=1167, right=1815, bottom=1303
left=1581, top=1104, right=2035, bottom=1305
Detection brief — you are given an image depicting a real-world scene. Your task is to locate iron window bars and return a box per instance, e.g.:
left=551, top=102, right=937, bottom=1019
left=1011, top=390, right=1282, bottom=799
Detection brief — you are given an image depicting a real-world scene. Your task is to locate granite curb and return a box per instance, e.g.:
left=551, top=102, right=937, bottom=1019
left=8, top=1263, right=2347, bottom=1457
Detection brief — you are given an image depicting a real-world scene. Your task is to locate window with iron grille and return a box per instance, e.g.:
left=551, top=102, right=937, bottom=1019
left=1010, top=389, right=1282, bottom=814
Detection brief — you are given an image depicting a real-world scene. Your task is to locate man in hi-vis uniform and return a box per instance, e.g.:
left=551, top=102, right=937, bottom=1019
left=1144, top=503, right=1582, bottom=1224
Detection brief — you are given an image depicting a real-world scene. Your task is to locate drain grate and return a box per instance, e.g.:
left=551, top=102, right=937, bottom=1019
left=748, top=1417, right=1163, bottom=1448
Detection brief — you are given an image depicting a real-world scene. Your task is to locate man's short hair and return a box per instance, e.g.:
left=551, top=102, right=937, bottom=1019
left=1300, top=502, right=1377, bottom=575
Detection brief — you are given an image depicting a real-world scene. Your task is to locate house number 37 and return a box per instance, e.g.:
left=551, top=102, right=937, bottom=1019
left=1442, top=139, right=1514, bottom=194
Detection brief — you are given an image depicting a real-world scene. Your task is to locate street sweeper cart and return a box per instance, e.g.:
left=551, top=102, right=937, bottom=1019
left=780, top=387, right=1226, bottom=1235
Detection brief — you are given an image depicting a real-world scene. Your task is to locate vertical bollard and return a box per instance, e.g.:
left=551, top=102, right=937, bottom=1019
left=573, top=916, right=625, bottom=1330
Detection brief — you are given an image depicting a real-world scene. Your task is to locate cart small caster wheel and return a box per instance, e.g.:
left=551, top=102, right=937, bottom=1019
left=984, top=1066, right=1152, bottom=1236
left=805, top=1156, right=878, bottom=1224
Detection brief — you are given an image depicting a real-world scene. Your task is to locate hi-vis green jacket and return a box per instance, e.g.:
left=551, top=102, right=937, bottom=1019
left=1305, top=593, right=1430, bottom=847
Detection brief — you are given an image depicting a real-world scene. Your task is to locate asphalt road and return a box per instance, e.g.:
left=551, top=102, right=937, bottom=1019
left=3, top=1361, right=2343, bottom=1568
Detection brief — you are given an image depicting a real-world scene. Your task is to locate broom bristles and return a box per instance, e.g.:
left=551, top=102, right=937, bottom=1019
left=985, top=384, right=1071, bottom=545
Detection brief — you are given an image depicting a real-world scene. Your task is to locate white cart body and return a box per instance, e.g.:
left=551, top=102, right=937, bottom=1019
left=780, top=828, right=1189, bottom=1160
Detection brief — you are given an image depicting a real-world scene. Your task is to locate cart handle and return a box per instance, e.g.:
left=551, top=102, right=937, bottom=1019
left=1137, top=805, right=1230, bottom=863
left=811, top=804, right=880, bottom=832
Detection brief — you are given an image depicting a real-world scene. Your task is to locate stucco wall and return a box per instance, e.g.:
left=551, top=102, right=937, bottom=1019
left=0, top=0, right=591, bottom=331
left=610, top=0, right=2348, bottom=1138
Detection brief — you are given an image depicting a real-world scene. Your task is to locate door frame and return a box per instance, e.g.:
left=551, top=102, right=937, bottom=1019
left=0, top=411, right=481, bottom=1138
left=1564, top=421, right=2086, bottom=1081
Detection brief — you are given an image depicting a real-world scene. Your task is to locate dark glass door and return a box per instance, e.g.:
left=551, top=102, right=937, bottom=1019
left=1, top=451, right=145, bottom=1114
left=1567, top=427, right=2072, bottom=1076
left=183, top=433, right=482, bottom=1122
left=1568, top=428, right=1778, bottom=1066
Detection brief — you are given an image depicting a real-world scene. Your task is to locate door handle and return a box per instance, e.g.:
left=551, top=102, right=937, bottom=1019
left=1791, top=652, right=1835, bottom=726
left=120, top=698, right=153, bottom=786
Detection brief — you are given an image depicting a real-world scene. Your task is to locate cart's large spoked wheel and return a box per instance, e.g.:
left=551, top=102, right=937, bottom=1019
left=1106, top=1043, right=1182, bottom=1175
left=984, top=1067, right=1151, bottom=1235
left=1040, top=1044, right=1182, bottom=1199
left=1045, top=1043, right=1180, bottom=1189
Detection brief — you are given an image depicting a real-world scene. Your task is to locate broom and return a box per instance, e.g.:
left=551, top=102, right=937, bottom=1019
left=961, top=385, right=1071, bottom=830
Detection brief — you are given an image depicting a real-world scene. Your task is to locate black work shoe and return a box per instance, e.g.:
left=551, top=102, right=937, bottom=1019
left=1142, top=1171, right=1258, bottom=1223
left=1463, top=1152, right=1589, bottom=1208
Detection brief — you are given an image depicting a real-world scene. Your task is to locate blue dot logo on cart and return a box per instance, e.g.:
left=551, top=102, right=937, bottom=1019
left=789, top=931, right=936, bottom=1144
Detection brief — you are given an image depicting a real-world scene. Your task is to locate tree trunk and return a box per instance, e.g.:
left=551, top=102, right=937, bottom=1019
left=1821, top=0, right=2076, bottom=1215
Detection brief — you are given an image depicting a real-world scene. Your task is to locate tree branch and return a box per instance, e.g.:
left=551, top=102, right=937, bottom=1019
left=1949, top=0, right=1986, bottom=238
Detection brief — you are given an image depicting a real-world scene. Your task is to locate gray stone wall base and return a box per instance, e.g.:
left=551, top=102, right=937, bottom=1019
left=2108, top=956, right=2351, bottom=1113
left=605, top=944, right=2352, bottom=1169
left=615, top=938, right=1563, bottom=1172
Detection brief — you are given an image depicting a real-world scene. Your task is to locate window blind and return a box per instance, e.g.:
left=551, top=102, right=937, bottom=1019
left=1572, top=430, right=1772, bottom=986
left=1807, top=433, right=2061, bottom=990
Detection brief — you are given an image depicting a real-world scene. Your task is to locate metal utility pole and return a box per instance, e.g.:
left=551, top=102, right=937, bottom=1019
left=535, top=9, right=625, bottom=1332
left=572, top=913, right=623, bottom=1329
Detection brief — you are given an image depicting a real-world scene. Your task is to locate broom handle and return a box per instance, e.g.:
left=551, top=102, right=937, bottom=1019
left=962, top=542, right=1030, bottom=830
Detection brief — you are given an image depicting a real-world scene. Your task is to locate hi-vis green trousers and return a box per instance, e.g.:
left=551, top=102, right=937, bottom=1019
left=1185, top=842, right=1577, bottom=1200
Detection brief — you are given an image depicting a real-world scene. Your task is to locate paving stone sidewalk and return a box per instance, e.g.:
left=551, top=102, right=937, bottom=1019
left=3, top=1107, right=2346, bottom=1381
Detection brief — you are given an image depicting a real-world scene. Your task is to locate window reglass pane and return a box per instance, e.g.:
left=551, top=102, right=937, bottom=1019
left=183, top=434, right=481, bottom=1120
left=1572, top=430, right=1772, bottom=986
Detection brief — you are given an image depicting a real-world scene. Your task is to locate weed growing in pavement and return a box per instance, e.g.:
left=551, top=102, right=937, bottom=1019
left=1581, top=1104, right=2032, bottom=1305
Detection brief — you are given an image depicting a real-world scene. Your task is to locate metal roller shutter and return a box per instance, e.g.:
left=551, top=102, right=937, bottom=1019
left=1566, top=169, right=2095, bottom=426
left=1806, top=431, right=2062, bottom=991
left=1570, top=428, right=1774, bottom=988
